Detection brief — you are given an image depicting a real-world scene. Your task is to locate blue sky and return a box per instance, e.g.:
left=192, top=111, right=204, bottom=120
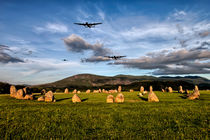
left=0, top=0, right=210, bottom=84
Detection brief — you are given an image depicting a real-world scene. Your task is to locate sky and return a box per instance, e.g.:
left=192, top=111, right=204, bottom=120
left=0, top=0, right=210, bottom=85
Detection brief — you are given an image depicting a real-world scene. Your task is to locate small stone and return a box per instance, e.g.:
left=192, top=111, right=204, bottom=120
left=106, top=95, right=114, bottom=103
left=115, top=93, right=124, bottom=103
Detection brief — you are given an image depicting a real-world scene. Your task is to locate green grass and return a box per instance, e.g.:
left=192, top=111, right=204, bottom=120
left=0, top=91, right=209, bottom=139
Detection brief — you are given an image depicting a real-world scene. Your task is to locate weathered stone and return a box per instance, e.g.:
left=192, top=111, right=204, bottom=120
left=24, top=94, right=33, bottom=100
left=23, top=87, right=31, bottom=95
left=118, top=86, right=122, bottom=93
left=139, top=93, right=143, bottom=97
left=162, top=89, right=165, bottom=92
left=148, top=86, right=159, bottom=102
left=168, top=87, right=173, bottom=93
left=72, top=89, right=77, bottom=94
left=45, top=91, right=54, bottom=102
left=38, top=96, right=45, bottom=101
left=64, top=88, right=69, bottom=94
left=41, top=89, right=46, bottom=95
left=99, top=89, right=102, bottom=93
left=106, top=95, right=114, bottom=103
left=179, top=86, right=184, bottom=93
left=188, top=85, right=200, bottom=100
left=72, top=94, right=81, bottom=103
left=16, top=89, right=25, bottom=99
left=102, top=89, right=105, bottom=93
left=115, top=93, right=124, bottom=103
left=86, top=89, right=91, bottom=93
left=93, top=90, right=99, bottom=93
left=140, top=86, right=144, bottom=93
left=130, top=89, right=134, bottom=92
left=10, top=85, right=17, bottom=98
left=77, top=91, right=81, bottom=94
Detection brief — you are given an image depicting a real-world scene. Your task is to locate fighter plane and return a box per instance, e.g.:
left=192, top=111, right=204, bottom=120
left=74, top=22, right=102, bottom=28
left=62, top=59, right=68, bottom=61
left=104, top=55, right=126, bottom=60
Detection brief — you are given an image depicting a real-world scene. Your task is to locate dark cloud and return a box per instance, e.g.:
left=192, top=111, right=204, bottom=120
left=111, top=48, right=210, bottom=75
left=0, top=44, right=24, bottom=63
left=63, top=34, right=111, bottom=56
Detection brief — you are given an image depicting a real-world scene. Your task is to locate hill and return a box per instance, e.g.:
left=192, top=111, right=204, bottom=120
left=30, top=74, right=210, bottom=91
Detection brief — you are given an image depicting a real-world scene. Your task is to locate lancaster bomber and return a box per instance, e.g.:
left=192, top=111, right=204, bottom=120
left=104, top=55, right=126, bottom=60
left=74, top=22, right=102, bottom=28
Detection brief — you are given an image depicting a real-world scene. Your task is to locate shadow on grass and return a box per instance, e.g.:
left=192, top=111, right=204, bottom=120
left=179, top=95, right=187, bottom=99
left=139, top=96, right=148, bottom=101
left=56, top=97, right=72, bottom=102
left=81, top=98, right=88, bottom=102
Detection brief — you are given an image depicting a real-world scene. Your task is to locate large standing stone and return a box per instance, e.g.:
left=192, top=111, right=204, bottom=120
left=162, top=89, right=165, bottom=92
left=179, top=86, right=184, bottom=93
left=64, top=88, right=69, bottom=94
left=148, top=86, right=159, bottom=102
left=72, top=94, right=81, bottom=103
left=16, top=89, right=25, bottom=99
left=99, top=89, right=102, bottom=93
left=115, top=93, right=124, bottom=103
left=45, top=91, right=55, bottom=102
left=188, top=85, right=200, bottom=100
left=77, top=91, right=81, bottom=94
left=10, top=85, right=17, bottom=98
left=106, top=95, right=114, bottom=103
left=118, top=86, right=122, bottom=93
left=140, top=86, right=144, bottom=93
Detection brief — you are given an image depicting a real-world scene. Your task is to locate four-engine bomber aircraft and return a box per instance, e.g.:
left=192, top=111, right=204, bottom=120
left=104, top=55, right=126, bottom=60
left=74, top=22, right=102, bottom=28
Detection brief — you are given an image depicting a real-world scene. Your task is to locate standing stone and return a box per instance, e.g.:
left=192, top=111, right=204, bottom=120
left=130, top=89, right=134, bottom=92
left=41, top=89, right=46, bottom=95
left=139, top=93, right=143, bottom=97
left=106, top=95, right=114, bottom=103
left=77, top=91, right=81, bottom=94
left=188, top=85, right=200, bottom=100
left=99, top=89, right=102, bottom=93
left=16, top=89, right=25, bottom=99
left=115, top=93, right=124, bottom=103
left=140, top=86, right=144, bottom=93
left=73, top=89, right=77, bottom=94
left=86, top=89, right=91, bottom=93
left=168, top=87, right=173, bottom=93
left=64, top=88, right=69, bottom=94
left=93, top=90, right=99, bottom=93
left=24, top=94, right=33, bottom=100
left=38, top=96, right=45, bottom=101
left=102, top=89, right=105, bottom=93
left=23, top=87, right=31, bottom=95
left=72, top=94, right=81, bottom=103
left=118, top=86, right=122, bottom=93
left=10, top=85, right=17, bottom=98
left=45, top=91, right=55, bottom=102
left=162, top=89, right=165, bottom=92
left=179, top=86, right=184, bottom=93
left=148, top=86, right=159, bottom=102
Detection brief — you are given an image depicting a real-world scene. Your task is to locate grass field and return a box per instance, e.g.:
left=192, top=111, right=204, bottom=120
left=0, top=91, right=209, bottom=139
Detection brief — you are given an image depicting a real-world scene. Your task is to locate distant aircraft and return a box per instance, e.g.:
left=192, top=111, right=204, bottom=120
left=63, top=59, right=68, bottom=61
left=104, top=56, right=126, bottom=60
left=74, top=22, right=102, bottom=28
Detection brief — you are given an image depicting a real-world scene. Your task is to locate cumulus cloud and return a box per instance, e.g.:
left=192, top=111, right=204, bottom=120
left=34, top=23, right=68, bottom=33
left=63, top=34, right=112, bottom=60
left=0, top=45, right=24, bottom=63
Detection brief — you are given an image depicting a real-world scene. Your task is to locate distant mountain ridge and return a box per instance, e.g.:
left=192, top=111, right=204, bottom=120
left=31, top=73, right=210, bottom=89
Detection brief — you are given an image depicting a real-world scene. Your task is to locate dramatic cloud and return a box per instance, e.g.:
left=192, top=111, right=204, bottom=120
left=63, top=34, right=112, bottom=57
left=0, top=45, right=24, bottom=63
left=34, top=23, right=68, bottom=33
left=111, top=48, right=210, bottom=75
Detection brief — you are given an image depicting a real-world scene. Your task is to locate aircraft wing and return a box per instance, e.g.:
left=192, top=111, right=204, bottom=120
left=74, top=23, right=85, bottom=25
left=118, top=56, right=126, bottom=58
left=91, top=23, right=102, bottom=25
